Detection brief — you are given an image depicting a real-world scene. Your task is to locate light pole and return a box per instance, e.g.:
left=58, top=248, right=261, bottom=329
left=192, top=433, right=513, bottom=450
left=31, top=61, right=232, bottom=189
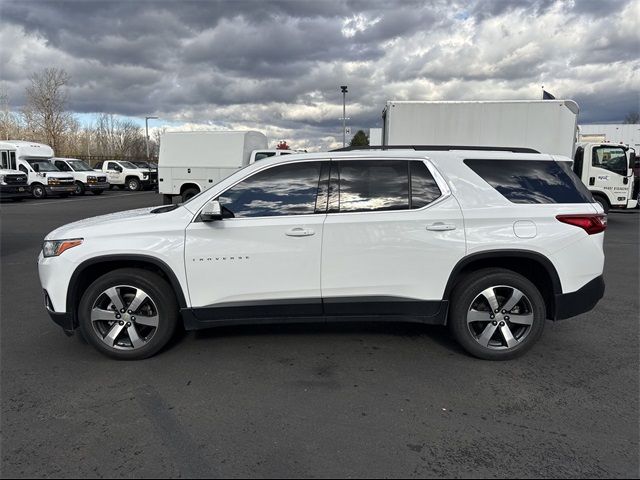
left=340, top=85, right=348, bottom=147
left=145, top=116, right=158, bottom=161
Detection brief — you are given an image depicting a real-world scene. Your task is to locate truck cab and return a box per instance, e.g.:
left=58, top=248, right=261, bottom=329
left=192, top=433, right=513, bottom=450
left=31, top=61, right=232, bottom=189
left=52, top=157, right=109, bottom=195
left=573, top=142, right=637, bottom=212
left=93, top=160, right=151, bottom=191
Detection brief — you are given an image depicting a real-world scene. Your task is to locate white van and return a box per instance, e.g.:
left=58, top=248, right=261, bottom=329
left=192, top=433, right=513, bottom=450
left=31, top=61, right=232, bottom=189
left=158, top=130, right=272, bottom=203
left=5, top=140, right=75, bottom=198
left=51, top=157, right=109, bottom=195
left=0, top=141, right=30, bottom=201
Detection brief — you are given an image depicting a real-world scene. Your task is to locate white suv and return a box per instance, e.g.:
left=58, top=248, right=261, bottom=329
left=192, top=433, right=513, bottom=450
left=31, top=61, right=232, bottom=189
left=38, top=149, right=606, bottom=360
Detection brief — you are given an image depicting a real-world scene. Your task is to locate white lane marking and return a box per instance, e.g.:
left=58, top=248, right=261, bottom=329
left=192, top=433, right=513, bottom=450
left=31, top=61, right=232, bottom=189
left=1, top=192, right=158, bottom=207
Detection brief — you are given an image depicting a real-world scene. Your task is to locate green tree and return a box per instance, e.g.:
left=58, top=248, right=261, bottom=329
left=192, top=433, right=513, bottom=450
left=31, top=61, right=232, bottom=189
left=349, top=130, right=369, bottom=147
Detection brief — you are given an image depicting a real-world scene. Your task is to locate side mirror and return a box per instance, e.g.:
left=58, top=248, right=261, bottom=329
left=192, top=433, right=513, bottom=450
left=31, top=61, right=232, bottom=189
left=201, top=199, right=223, bottom=222
left=33, top=164, right=40, bottom=172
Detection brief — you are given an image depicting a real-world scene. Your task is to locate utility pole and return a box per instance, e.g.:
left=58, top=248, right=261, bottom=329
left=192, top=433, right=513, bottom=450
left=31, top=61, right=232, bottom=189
left=145, top=116, right=158, bottom=161
left=341, top=86, right=348, bottom=147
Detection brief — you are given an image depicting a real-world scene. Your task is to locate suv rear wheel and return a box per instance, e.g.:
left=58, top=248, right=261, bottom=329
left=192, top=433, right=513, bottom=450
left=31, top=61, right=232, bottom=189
left=449, top=268, right=546, bottom=360
left=78, top=268, right=179, bottom=360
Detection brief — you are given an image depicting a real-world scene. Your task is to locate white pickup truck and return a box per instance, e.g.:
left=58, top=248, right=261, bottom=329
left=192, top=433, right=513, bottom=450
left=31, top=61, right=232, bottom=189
left=52, top=157, right=109, bottom=195
left=93, top=160, right=153, bottom=191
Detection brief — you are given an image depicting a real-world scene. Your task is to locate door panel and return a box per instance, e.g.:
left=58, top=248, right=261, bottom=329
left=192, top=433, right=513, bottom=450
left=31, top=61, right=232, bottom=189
left=185, top=159, right=328, bottom=312
left=185, top=215, right=325, bottom=308
left=321, top=159, right=466, bottom=304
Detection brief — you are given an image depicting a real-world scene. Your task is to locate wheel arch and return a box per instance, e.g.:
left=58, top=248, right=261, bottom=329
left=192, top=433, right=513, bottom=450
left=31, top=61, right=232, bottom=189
left=443, top=250, right=562, bottom=320
left=66, top=254, right=188, bottom=327
left=180, top=183, right=201, bottom=195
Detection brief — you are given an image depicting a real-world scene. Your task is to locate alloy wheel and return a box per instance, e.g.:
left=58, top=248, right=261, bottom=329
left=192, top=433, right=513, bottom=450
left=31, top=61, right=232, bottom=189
left=91, top=285, right=159, bottom=350
left=466, top=285, right=534, bottom=350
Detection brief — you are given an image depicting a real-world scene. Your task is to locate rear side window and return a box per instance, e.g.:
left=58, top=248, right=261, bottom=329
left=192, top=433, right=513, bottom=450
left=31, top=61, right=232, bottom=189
left=464, top=159, right=594, bottom=204
left=332, top=160, right=442, bottom=213
left=337, top=160, right=409, bottom=212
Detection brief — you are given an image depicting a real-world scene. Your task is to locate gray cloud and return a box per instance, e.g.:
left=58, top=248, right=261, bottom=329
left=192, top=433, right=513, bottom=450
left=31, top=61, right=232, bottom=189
left=0, top=0, right=638, bottom=150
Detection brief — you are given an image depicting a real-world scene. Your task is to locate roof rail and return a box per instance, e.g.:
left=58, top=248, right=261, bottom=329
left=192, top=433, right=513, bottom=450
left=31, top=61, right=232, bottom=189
left=330, top=145, right=541, bottom=154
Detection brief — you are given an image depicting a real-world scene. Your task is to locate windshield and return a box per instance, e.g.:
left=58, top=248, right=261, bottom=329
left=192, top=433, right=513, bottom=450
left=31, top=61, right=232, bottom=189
left=67, top=160, right=93, bottom=171
left=120, top=161, right=139, bottom=169
left=27, top=159, right=59, bottom=172
left=134, top=161, right=150, bottom=168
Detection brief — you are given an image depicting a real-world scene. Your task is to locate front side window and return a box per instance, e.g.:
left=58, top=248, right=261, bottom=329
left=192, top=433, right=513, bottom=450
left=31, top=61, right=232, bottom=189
left=19, top=165, right=28, bottom=174
left=592, top=146, right=628, bottom=176
left=219, top=161, right=323, bottom=218
left=27, top=159, right=58, bottom=172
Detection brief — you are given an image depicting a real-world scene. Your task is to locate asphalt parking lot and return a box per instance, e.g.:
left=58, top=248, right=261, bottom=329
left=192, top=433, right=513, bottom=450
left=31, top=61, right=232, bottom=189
left=1, top=191, right=638, bottom=478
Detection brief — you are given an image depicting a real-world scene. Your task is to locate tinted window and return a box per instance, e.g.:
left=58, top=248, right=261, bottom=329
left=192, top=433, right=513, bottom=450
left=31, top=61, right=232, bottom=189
left=55, top=161, right=70, bottom=171
left=411, top=161, right=441, bottom=208
left=219, top=162, right=323, bottom=218
left=337, top=160, right=409, bottom=212
left=465, top=159, right=593, bottom=204
left=592, top=146, right=627, bottom=175
left=19, top=165, right=28, bottom=174
left=254, top=152, right=276, bottom=162
left=1, top=151, right=7, bottom=169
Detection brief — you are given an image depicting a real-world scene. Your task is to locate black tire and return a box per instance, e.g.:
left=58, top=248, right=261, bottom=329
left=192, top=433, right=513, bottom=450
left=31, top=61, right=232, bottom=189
left=74, top=181, right=85, bottom=195
left=593, top=194, right=610, bottom=214
left=181, top=187, right=199, bottom=202
left=31, top=183, right=46, bottom=199
left=448, top=268, right=546, bottom=360
left=92, top=189, right=104, bottom=195
left=78, top=268, right=179, bottom=360
left=126, top=177, right=141, bottom=191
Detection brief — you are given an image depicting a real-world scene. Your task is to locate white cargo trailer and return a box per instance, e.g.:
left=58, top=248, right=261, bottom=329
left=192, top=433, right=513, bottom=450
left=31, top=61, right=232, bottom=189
left=381, top=100, right=636, bottom=211
left=158, top=130, right=271, bottom=203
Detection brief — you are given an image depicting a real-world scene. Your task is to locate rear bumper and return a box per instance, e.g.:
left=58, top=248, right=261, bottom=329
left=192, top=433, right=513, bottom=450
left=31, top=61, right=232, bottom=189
left=554, top=275, right=605, bottom=320
left=0, top=184, right=30, bottom=198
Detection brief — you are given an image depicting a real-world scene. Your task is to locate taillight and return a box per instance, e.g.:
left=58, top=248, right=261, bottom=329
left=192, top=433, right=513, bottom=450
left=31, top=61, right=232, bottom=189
left=556, top=214, right=607, bottom=235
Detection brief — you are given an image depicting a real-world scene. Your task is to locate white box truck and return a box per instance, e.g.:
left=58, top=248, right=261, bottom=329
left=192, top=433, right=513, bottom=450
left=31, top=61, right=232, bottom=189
left=380, top=100, right=636, bottom=212
left=158, top=130, right=297, bottom=203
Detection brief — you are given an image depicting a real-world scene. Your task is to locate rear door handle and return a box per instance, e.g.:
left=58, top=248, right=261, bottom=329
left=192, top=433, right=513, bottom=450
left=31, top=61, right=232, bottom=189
left=426, top=222, right=456, bottom=231
left=286, top=227, right=315, bottom=237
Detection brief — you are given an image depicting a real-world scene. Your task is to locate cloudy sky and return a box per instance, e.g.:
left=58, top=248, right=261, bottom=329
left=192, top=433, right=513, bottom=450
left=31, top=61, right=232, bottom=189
left=1, top=0, right=638, bottom=150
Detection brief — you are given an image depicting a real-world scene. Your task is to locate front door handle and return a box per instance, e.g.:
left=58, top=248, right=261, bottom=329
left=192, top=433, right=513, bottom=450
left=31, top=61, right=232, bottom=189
left=286, top=227, right=315, bottom=237
left=426, top=222, right=456, bottom=231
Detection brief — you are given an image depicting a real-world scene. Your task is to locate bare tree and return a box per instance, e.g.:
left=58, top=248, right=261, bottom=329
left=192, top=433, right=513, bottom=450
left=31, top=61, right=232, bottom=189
left=150, top=126, right=166, bottom=157
left=94, top=113, right=146, bottom=158
left=22, top=68, right=76, bottom=151
left=0, top=88, right=24, bottom=140
left=624, top=112, right=640, bottom=124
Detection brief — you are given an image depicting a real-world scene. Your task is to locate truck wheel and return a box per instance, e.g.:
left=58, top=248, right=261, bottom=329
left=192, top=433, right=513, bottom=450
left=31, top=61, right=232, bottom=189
left=181, top=188, right=199, bottom=202
left=593, top=194, right=609, bottom=214
left=32, top=183, right=46, bottom=199
left=126, top=177, right=141, bottom=191
left=448, top=268, right=546, bottom=360
left=92, top=190, right=104, bottom=195
left=74, top=181, right=85, bottom=195
left=78, top=268, right=179, bottom=360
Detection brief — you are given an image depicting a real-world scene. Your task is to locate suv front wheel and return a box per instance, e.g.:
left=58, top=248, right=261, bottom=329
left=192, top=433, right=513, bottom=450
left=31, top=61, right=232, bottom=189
left=78, top=268, right=179, bottom=360
left=449, top=268, right=546, bottom=360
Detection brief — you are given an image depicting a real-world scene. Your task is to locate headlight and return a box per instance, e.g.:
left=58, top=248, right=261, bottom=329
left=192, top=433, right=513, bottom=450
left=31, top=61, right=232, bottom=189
left=87, top=175, right=97, bottom=182
left=143, top=173, right=149, bottom=179
left=0, top=175, right=5, bottom=185
left=43, top=239, right=83, bottom=257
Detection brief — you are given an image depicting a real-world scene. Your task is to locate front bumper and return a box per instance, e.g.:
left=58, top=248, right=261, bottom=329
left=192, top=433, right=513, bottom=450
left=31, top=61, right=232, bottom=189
left=554, top=275, right=605, bottom=320
left=46, top=185, right=76, bottom=195
left=0, top=184, right=30, bottom=198
left=86, top=182, right=109, bottom=191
